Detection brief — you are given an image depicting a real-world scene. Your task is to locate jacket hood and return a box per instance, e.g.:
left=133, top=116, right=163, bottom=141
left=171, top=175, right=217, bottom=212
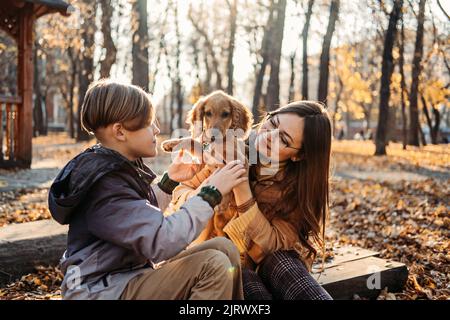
left=48, top=144, right=156, bottom=225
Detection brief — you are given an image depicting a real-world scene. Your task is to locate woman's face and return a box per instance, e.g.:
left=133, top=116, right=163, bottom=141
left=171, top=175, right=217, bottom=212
left=255, top=112, right=304, bottom=163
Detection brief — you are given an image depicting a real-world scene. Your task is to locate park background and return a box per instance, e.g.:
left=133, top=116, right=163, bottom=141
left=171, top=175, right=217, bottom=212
left=0, top=0, right=448, bottom=300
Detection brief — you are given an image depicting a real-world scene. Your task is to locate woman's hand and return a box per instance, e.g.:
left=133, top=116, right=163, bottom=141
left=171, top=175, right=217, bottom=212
left=232, top=167, right=253, bottom=210
left=167, top=149, right=202, bottom=182
left=205, top=160, right=248, bottom=196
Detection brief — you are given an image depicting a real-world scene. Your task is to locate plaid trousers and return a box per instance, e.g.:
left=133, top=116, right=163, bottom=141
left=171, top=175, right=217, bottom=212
left=243, top=250, right=333, bottom=300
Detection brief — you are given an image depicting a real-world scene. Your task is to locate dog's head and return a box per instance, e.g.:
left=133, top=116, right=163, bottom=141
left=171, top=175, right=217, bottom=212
left=186, top=90, right=253, bottom=144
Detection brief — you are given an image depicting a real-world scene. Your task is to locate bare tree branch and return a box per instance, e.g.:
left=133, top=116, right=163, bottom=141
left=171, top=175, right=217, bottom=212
left=436, top=0, right=450, bottom=20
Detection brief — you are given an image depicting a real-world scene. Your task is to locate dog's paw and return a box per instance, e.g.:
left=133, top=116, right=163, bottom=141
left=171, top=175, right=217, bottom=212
left=161, top=137, right=204, bottom=158
left=161, top=138, right=182, bottom=152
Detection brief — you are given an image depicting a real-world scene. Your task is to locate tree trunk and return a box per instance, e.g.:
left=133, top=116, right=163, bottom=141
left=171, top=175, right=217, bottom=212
left=288, top=52, right=295, bottom=102
left=266, top=0, right=287, bottom=111
left=188, top=5, right=223, bottom=90
left=301, top=0, right=314, bottom=100
left=173, top=3, right=184, bottom=129
left=421, top=95, right=440, bottom=144
left=77, top=0, right=97, bottom=141
left=374, top=0, right=403, bottom=155
left=399, top=13, right=408, bottom=149
left=99, top=0, right=117, bottom=78
left=191, top=37, right=201, bottom=86
left=169, top=81, right=175, bottom=134
left=333, top=73, right=344, bottom=137
left=203, top=51, right=212, bottom=94
left=318, top=0, right=339, bottom=103
left=421, top=95, right=432, bottom=143
left=226, top=0, right=237, bottom=95
left=419, top=124, right=427, bottom=146
left=149, top=6, right=168, bottom=94
left=67, top=47, right=77, bottom=139
left=408, top=0, right=426, bottom=146
left=252, top=0, right=275, bottom=119
left=363, top=104, right=372, bottom=133
left=162, top=92, right=169, bottom=134
left=33, top=42, right=45, bottom=137
left=431, top=106, right=441, bottom=144
left=131, top=0, right=149, bottom=90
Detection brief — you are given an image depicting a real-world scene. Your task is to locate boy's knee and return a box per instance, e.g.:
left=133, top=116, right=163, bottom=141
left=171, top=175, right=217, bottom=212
left=202, top=249, right=234, bottom=275
left=208, top=237, right=240, bottom=265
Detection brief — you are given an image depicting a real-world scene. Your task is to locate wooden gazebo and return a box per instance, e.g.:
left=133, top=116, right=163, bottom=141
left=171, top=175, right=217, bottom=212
left=0, top=0, right=71, bottom=168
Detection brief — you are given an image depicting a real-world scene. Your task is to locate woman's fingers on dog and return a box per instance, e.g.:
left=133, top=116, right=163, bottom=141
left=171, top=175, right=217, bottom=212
left=225, top=160, right=242, bottom=168
left=230, top=168, right=247, bottom=180
left=235, top=177, right=248, bottom=185
left=210, top=161, right=237, bottom=176
left=229, top=166, right=245, bottom=177
left=237, top=168, right=248, bottom=177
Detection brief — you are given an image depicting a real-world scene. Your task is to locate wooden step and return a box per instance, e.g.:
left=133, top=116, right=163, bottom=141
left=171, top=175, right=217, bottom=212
left=0, top=219, right=68, bottom=286
left=312, top=246, right=408, bottom=299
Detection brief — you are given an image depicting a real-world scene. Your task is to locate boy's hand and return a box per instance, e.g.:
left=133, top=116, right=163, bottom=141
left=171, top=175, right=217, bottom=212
left=167, top=149, right=202, bottom=182
left=205, top=160, right=248, bottom=196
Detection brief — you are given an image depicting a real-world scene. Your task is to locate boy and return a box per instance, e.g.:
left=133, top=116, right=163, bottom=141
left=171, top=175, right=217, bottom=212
left=48, top=79, right=247, bottom=300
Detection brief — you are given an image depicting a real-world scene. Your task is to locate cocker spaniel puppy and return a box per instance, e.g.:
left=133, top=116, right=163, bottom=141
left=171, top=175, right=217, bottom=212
left=162, top=90, right=253, bottom=245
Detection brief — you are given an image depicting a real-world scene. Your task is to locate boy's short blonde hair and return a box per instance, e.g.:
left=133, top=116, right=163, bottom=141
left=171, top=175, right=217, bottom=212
left=80, top=79, right=155, bottom=134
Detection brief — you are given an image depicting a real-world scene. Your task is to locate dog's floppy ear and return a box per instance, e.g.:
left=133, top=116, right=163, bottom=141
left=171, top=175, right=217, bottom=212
left=230, top=98, right=254, bottom=139
left=186, top=97, right=206, bottom=138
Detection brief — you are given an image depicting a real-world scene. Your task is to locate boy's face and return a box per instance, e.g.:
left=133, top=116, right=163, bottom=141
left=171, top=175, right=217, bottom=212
left=124, top=122, right=160, bottom=159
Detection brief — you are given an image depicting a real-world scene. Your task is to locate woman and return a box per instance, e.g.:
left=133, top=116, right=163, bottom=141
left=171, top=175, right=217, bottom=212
left=171, top=101, right=333, bottom=300
left=225, top=101, right=332, bottom=300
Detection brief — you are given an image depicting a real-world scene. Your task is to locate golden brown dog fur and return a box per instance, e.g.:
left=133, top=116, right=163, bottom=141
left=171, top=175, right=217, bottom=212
left=162, top=90, right=253, bottom=244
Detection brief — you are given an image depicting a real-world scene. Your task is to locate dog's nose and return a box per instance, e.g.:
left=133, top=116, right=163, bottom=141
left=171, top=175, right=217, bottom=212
left=204, top=127, right=222, bottom=143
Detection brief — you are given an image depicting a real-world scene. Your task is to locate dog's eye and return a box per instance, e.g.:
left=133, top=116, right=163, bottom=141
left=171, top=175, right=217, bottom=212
left=221, top=112, right=230, bottom=118
left=205, top=111, right=212, bottom=117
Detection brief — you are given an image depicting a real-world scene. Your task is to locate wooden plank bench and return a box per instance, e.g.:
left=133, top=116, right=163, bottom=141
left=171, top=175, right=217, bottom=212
left=0, top=219, right=68, bottom=286
left=0, top=220, right=408, bottom=299
left=311, top=246, right=408, bottom=299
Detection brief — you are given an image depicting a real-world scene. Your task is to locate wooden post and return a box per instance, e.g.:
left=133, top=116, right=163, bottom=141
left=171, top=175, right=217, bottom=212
left=16, top=3, right=34, bottom=168
left=0, top=103, right=3, bottom=161
left=5, top=103, right=11, bottom=159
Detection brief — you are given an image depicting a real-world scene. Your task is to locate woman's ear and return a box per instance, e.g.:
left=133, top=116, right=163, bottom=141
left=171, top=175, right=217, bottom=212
left=186, top=97, right=206, bottom=138
left=291, top=150, right=305, bottom=162
left=230, top=98, right=254, bottom=139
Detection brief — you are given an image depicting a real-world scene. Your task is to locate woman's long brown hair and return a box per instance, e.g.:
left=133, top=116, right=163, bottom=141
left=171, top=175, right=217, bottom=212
left=261, top=101, right=332, bottom=261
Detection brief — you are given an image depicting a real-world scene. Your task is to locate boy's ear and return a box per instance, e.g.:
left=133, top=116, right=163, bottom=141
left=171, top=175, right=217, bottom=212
left=186, top=97, right=206, bottom=138
left=112, top=123, right=127, bottom=141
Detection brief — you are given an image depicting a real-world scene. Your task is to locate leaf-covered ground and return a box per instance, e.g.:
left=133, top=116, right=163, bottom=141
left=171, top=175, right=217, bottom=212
left=328, top=177, right=449, bottom=300
left=0, top=136, right=448, bottom=300
left=0, top=266, right=63, bottom=300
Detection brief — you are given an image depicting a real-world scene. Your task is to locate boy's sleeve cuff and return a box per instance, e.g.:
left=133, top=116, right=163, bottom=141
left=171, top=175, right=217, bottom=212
left=157, top=172, right=180, bottom=194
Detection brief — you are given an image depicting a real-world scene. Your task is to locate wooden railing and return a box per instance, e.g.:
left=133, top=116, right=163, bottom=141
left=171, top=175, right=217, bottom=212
left=0, top=95, right=22, bottom=164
